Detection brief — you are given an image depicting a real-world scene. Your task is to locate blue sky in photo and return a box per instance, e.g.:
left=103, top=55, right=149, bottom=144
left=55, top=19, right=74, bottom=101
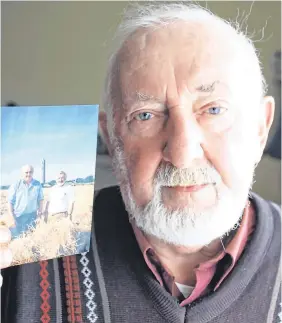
left=1, top=105, right=99, bottom=186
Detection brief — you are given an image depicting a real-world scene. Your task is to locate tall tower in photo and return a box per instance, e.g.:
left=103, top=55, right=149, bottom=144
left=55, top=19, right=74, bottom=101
left=41, top=158, right=46, bottom=184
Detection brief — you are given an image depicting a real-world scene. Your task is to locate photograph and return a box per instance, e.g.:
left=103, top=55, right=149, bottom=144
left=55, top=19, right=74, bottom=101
left=0, top=104, right=99, bottom=267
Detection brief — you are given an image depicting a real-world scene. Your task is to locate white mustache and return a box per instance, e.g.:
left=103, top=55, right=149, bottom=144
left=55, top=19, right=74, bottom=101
left=155, top=163, right=221, bottom=187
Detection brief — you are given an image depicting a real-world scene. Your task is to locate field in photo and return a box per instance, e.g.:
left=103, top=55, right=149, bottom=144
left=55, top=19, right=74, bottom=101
left=0, top=183, right=94, bottom=266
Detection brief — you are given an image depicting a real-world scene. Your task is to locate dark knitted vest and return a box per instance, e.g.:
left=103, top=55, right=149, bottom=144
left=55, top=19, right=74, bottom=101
left=1, top=186, right=281, bottom=323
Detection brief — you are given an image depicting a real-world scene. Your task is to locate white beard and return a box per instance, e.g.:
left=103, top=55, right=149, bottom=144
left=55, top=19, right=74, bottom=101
left=111, top=139, right=253, bottom=247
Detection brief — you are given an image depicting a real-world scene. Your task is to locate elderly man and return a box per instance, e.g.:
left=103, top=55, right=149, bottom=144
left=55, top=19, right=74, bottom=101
left=4, top=164, right=44, bottom=238
left=44, top=171, right=75, bottom=222
left=1, top=3, right=280, bottom=323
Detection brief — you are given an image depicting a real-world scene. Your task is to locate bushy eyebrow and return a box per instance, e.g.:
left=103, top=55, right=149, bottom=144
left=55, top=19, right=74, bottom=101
left=135, top=92, right=162, bottom=103
left=134, top=81, right=220, bottom=101
left=124, top=80, right=225, bottom=113
left=195, top=81, right=219, bottom=93
left=123, top=93, right=166, bottom=117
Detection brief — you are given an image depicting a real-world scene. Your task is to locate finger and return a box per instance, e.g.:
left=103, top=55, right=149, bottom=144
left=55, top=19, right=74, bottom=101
left=0, top=218, right=15, bottom=229
left=0, top=248, right=13, bottom=269
left=0, top=227, right=12, bottom=244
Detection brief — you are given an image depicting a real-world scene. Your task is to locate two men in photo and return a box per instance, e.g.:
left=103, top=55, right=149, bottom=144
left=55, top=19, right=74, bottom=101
left=5, top=166, right=75, bottom=239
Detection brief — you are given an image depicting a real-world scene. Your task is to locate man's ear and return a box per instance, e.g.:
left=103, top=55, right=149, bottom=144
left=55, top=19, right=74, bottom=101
left=99, top=111, right=113, bottom=157
left=257, top=96, right=275, bottom=161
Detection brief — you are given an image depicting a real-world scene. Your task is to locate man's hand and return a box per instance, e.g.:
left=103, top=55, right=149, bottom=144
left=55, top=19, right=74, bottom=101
left=1, top=213, right=16, bottom=229
left=0, top=225, right=13, bottom=287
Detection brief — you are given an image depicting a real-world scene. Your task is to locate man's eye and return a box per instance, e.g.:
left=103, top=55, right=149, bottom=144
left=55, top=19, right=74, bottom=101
left=205, top=107, right=224, bottom=115
left=135, top=112, right=153, bottom=121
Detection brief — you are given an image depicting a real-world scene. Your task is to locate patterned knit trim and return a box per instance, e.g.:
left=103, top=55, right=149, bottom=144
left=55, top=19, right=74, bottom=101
left=39, top=261, right=51, bottom=323
left=63, top=256, right=83, bottom=323
left=80, top=252, right=98, bottom=323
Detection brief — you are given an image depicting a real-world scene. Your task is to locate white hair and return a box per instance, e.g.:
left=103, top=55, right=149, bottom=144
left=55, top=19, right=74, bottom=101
left=21, top=164, right=34, bottom=172
left=58, top=170, right=67, bottom=179
left=102, top=2, right=267, bottom=139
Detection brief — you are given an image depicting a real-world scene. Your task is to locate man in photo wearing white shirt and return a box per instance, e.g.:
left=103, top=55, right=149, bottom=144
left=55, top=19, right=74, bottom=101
left=45, top=171, right=75, bottom=221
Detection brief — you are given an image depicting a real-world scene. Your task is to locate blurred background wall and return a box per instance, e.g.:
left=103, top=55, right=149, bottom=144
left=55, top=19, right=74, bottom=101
left=1, top=1, right=281, bottom=203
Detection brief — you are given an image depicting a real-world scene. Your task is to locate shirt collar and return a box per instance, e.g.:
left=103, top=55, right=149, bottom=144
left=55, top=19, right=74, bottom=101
left=22, top=178, right=35, bottom=186
left=132, top=200, right=255, bottom=285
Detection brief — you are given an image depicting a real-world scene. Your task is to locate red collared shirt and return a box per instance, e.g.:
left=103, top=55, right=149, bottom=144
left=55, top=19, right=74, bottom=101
left=132, top=202, right=255, bottom=306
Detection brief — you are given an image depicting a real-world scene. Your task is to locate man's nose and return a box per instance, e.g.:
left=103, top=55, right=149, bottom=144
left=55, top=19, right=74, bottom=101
left=162, top=115, right=204, bottom=168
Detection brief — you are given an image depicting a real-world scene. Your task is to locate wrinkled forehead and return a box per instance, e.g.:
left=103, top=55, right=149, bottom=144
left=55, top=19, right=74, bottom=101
left=116, top=22, right=252, bottom=107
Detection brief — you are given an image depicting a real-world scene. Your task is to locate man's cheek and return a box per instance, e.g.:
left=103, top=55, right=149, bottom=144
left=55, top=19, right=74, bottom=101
left=126, top=155, right=159, bottom=205
left=209, top=135, right=254, bottom=190
left=126, top=145, right=161, bottom=179
left=223, top=144, right=256, bottom=191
